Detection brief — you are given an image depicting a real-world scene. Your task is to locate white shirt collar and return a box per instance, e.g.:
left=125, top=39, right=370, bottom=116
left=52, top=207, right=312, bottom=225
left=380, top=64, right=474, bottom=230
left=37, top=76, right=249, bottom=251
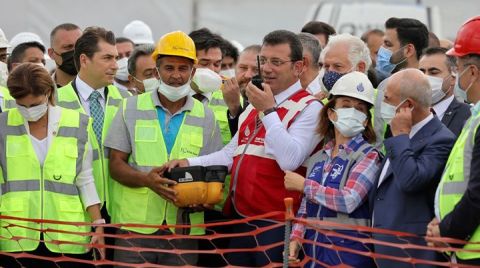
left=76, top=76, right=106, bottom=103
left=410, top=113, right=434, bottom=138
left=433, top=95, right=454, bottom=120
left=274, top=80, right=303, bottom=105
left=306, top=73, right=322, bottom=95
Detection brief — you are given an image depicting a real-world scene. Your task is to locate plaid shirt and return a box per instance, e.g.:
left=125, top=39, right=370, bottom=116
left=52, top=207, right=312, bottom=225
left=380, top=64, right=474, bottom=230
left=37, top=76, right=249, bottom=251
left=291, top=134, right=381, bottom=240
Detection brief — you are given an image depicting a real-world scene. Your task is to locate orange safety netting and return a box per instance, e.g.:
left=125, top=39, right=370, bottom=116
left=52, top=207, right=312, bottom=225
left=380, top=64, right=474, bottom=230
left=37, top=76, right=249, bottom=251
left=1, top=210, right=480, bottom=267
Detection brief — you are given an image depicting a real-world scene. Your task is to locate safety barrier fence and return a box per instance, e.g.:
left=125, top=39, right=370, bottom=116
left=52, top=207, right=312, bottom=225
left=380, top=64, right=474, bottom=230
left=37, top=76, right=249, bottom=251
left=1, top=208, right=480, bottom=267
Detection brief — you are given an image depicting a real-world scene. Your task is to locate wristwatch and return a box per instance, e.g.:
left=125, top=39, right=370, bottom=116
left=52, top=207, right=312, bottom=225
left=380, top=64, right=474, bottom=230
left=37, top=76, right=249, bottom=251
left=262, top=107, right=277, bottom=116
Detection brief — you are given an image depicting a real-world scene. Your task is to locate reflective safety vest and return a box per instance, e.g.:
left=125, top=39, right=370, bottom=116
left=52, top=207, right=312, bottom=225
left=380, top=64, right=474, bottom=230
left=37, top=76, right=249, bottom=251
left=110, top=92, right=212, bottom=235
left=0, top=86, right=16, bottom=111
left=227, top=89, right=318, bottom=220
left=306, top=138, right=374, bottom=227
left=0, top=107, right=93, bottom=253
left=56, top=81, right=130, bottom=210
left=208, top=90, right=231, bottom=145
left=437, top=112, right=480, bottom=260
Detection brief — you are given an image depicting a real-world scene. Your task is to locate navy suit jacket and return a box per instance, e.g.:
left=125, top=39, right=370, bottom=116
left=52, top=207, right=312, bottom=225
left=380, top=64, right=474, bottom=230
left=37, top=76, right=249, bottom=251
left=441, top=97, right=471, bottom=137
left=370, top=116, right=456, bottom=236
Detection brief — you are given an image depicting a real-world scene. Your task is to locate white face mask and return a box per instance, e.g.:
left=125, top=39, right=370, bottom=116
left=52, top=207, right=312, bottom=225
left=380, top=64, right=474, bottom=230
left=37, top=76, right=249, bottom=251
left=330, top=107, right=367, bottom=138
left=142, top=77, right=159, bottom=92
left=427, top=75, right=447, bottom=105
left=0, top=61, right=7, bottom=87
left=191, top=68, right=223, bottom=93
left=115, top=57, right=129, bottom=81
left=381, top=99, right=407, bottom=124
left=158, top=74, right=193, bottom=102
left=18, top=98, right=48, bottom=122
left=219, top=68, right=236, bottom=79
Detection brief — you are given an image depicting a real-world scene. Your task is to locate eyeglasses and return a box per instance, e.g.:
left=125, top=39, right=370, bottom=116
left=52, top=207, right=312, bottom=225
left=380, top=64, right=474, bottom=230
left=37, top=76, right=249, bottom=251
left=259, top=57, right=294, bottom=67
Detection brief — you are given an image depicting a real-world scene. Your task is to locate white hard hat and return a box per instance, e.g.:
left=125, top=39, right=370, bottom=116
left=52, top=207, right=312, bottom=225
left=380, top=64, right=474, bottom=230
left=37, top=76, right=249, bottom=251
left=0, top=28, right=10, bottom=48
left=230, top=40, right=244, bottom=52
left=330, top=71, right=375, bottom=105
left=9, top=32, right=44, bottom=52
left=123, top=20, right=154, bottom=45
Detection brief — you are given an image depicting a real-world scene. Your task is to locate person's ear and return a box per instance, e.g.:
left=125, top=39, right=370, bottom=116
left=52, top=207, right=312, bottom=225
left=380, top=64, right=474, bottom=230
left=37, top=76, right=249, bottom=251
left=327, top=107, right=336, bottom=122
left=356, top=61, right=366, bottom=73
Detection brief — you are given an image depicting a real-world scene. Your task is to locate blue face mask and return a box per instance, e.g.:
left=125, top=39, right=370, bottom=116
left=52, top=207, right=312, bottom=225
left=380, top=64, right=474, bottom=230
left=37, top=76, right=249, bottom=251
left=322, top=70, right=348, bottom=91
left=375, top=46, right=407, bottom=77
left=454, top=66, right=473, bottom=103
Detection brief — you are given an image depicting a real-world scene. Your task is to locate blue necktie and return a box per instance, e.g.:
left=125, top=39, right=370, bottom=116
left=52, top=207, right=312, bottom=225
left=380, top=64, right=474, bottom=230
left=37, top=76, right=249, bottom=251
left=88, top=90, right=104, bottom=145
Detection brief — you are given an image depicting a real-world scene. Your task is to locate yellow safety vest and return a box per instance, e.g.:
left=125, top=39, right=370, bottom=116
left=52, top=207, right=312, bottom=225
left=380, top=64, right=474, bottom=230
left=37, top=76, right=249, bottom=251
left=0, top=107, right=94, bottom=253
left=110, top=92, right=210, bottom=235
left=0, top=86, right=16, bottom=111
left=56, top=81, right=130, bottom=211
left=208, top=90, right=231, bottom=145
left=438, top=111, right=480, bottom=260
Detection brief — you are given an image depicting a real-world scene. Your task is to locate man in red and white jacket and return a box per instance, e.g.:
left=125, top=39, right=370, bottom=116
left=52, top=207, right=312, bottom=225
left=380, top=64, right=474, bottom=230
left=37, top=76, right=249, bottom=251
left=167, top=30, right=323, bottom=267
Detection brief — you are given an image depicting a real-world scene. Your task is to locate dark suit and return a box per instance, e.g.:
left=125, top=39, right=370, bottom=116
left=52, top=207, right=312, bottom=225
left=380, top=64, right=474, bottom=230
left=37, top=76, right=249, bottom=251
left=370, top=116, right=456, bottom=267
left=438, top=97, right=471, bottom=137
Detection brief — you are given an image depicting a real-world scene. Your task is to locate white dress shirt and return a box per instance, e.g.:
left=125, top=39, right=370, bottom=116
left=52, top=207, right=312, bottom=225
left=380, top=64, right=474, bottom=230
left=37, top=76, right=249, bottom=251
left=188, top=80, right=323, bottom=171
left=75, top=76, right=106, bottom=115
left=377, top=113, right=434, bottom=188
left=306, top=73, right=322, bottom=95
left=22, top=105, right=100, bottom=208
left=433, top=95, right=454, bottom=120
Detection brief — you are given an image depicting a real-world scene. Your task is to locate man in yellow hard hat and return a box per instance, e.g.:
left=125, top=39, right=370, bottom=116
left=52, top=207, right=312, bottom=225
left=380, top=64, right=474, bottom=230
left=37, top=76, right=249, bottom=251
left=105, top=30, right=222, bottom=266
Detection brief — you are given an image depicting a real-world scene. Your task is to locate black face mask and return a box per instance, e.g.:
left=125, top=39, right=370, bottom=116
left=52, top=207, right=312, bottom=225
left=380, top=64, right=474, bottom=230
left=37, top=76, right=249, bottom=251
left=56, top=50, right=77, bottom=76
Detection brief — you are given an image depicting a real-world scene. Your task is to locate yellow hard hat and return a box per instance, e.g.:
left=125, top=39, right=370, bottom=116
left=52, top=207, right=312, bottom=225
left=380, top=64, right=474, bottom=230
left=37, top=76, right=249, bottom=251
left=151, top=31, right=197, bottom=63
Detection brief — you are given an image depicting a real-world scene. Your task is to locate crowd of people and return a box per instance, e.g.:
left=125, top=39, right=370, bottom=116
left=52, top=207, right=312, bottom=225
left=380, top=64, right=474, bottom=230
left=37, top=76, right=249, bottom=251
left=0, top=14, right=479, bottom=268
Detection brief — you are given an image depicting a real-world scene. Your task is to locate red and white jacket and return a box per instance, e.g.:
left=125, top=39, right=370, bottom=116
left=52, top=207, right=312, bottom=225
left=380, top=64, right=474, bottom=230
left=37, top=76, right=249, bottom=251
left=224, top=89, right=319, bottom=220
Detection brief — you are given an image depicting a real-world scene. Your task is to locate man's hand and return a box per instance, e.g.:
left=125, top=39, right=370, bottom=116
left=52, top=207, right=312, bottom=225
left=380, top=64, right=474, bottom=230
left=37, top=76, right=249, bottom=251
left=245, top=81, right=275, bottom=112
left=426, top=217, right=448, bottom=248
left=164, top=159, right=190, bottom=172
left=89, top=226, right=105, bottom=260
left=145, top=167, right=178, bottom=202
left=222, top=78, right=242, bottom=117
left=390, top=107, right=413, bottom=136
left=284, top=171, right=306, bottom=192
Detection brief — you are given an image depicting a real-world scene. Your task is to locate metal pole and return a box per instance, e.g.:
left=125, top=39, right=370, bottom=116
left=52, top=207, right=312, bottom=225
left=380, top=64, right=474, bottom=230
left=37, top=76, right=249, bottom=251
left=283, top=198, right=294, bottom=268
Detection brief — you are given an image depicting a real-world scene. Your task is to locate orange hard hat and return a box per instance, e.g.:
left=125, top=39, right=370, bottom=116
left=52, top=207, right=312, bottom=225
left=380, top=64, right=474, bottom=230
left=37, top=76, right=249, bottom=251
left=447, top=16, right=480, bottom=57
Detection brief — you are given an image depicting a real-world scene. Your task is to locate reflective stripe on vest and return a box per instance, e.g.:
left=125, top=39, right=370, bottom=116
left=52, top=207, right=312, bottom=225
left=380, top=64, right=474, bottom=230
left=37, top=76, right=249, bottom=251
left=56, top=82, right=129, bottom=208
left=0, top=107, right=91, bottom=253
left=438, top=113, right=480, bottom=260
left=110, top=92, right=208, bottom=235
left=0, top=86, right=16, bottom=111
left=208, top=90, right=231, bottom=145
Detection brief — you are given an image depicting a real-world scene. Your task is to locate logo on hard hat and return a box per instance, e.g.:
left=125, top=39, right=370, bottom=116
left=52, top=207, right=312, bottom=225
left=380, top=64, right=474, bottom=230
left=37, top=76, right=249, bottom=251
left=356, top=83, right=364, bottom=92
left=172, top=46, right=190, bottom=52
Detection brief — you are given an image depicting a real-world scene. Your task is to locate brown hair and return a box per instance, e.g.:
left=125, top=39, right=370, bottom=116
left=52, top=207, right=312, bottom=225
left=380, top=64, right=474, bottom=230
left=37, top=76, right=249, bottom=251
left=74, top=26, right=116, bottom=71
left=7, top=63, right=55, bottom=105
left=317, top=96, right=376, bottom=144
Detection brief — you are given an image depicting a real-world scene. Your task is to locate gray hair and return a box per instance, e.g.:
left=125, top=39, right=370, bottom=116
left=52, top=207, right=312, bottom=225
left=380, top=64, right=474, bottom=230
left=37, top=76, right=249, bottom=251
left=320, top=33, right=372, bottom=73
left=297, top=32, right=321, bottom=69
left=127, top=44, right=155, bottom=76
left=399, top=69, right=432, bottom=107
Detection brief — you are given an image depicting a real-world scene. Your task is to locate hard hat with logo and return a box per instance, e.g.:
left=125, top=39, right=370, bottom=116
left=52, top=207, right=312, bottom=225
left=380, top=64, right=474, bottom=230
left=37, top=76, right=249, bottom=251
left=330, top=71, right=375, bottom=105
left=123, top=20, right=154, bottom=45
left=151, top=31, right=197, bottom=63
left=0, top=28, right=10, bottom=48
left=447, top=16, right=480, bottom=57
